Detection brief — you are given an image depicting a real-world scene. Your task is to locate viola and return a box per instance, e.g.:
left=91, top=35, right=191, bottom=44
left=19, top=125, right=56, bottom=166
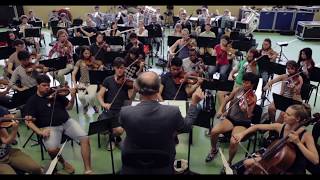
left=115, top=75, right=134, bottom=88
left=238, top=89, right=255, bottom=112
left=173, top=71, right=200, bottom=85
left=84, top=58, right=103, bottom=70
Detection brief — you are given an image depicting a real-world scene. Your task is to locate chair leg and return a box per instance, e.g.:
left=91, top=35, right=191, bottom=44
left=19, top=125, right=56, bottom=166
left=245, top=138, right=252, bottom=158
left=252, top=133, right=257, bottom=153
left=314, top=86, right=319, bottom=107
left=75, top=95, right=79, bottom=114
left=37, top=135, right=45, bottom=160
left=23, top=131, right=35, bottom=148
left=98, top=133, right=101, bottom=148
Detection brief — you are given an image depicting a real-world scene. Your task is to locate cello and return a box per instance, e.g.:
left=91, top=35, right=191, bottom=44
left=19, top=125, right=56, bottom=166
left=242, top=113, right=320, bottom=174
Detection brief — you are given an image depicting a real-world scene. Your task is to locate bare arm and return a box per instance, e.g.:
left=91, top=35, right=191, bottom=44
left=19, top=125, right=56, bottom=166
left=169, top=39, right=180, bottom=54
left=298, top=132, right=319, bottom=165
left=7, top=62, right=14, bottom=75
left=218, top=87, right=239, bottom=113
left=158, top=84, right=164, bottom=101
left=65, top=89, right=76, bottom=110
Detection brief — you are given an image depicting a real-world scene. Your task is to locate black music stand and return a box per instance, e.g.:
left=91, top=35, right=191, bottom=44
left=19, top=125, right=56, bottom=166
left=0, top=46, right=15, bottom=60
left=309, top=67, right=320, bottom=107
left=201, top=55, right=216, bottom=66
left=167, top=36, right=181, bottom=47
left=88, top=70, right=115, bottom=85
left=105, top=36, right=123, bottom=46
left=197, top=37, right=218, bottom=48
left=270, top=62, right=286, bottom=75
left=255, top=55, right=275, bottom=106
left=201, top=79, right=234, bottom=131
left=24, top=28, right=41, bottom=38
left=103, top=51, right=126, bottom=66
left=68, top=37, right=91, bottom=46
left=273, top=93, right=302, bottom=112
left=39, top=56, right=68, bottom=86
left=231, top=40, right=253, bottom=52
left=29, top=21, right=43, bottom=28
left=88, top=119, right=116, bottom=175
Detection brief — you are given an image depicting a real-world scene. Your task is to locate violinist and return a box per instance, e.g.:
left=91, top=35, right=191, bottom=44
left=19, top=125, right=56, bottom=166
left=5, top=39, right=26, bottom=79
left=48, top=29, right=74, bottom=86
left=125, top=32, right=145, bottom=58
left=233, top=104, right=319, bottom=174
left=18, top=15, right=40, bottom=54
left=199, top=23, right=216, bottom=56
left=89, top=32, right=111, bottom=64
left=124, top=47, right=145, bottom=80
left=72, top=46, right=102, bottom=114
left=298, top=47, right=315, bottom=81
left=258, top=38, right=279, bottom=87
left=97, top=57, right=133, bottom=151
left=9, top=50, right=39, bottom=92
left=264, top=60, right=303, bottom=123
left=0, top=109, right=42, bottom=174
left=228, top=48, right=260, bottom=89
left=24, top=75, right=93, bottom=174
left=169, top=28, right=194, bottom=60
left=205, top=72, right=259, bottom=165
left=182, top=48, right=205, bottom=75
left=159, top=57, right=203, bottom=101
left=135, top=20, right=148, bottom=37
left=208, top=35, right=232, bottom=81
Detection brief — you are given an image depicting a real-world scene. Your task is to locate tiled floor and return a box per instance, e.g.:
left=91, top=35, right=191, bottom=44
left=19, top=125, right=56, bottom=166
left=1, top=27, right=320, bottom=174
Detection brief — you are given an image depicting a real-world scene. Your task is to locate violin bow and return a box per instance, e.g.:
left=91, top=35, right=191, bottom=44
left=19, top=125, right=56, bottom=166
left=232, top=135, right=269, bottom=175
left=219, top=148, right=233, bottom=174
left=45, top=140, right=68, bottom=174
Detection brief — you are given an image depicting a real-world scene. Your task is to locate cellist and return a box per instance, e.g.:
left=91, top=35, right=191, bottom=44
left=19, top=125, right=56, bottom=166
left=233, top=104, right=319, bottom=174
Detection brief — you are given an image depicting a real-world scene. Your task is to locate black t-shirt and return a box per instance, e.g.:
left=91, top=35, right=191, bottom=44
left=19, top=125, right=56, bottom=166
left=125, top=42, right=145, bottom=58
left=161, top=72, right=188, bottom=100
left=25, top=94, right=70, bottom=128
left=102, top=76, right=131, bottom=111
left=90, top=43, right=107, bottom=62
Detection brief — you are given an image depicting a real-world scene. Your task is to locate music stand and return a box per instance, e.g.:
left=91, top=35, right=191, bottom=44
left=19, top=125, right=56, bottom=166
left=0, top=46, right=15, bottom=60
left=270, top=62, right=286, bottom=75
left=105, top=36, right=123, bottom=46
left=24, top=28, right=41, bottom=38
left=29, top=21, right=43, bottom=28
left=68, top=37, right=91, bottom=46
left=103, top=51, right=126, bottom=65
left=273, top=93, right=302, bottom=112
left=88, top=70, right=115, bottom=85
left=167, top=36, right=181, bottom=47
left=201, top=54, right=216, bottom=66
left=232, top=40, right=253, bottom=52
left=201, top=80, right=234, bottom=129
left=197, top=37, right=218, bottom=48
left=88, top=119, right=115, bottom=175
left=39, top=56, right=68, bottom=86
left=257, top=55, right=273, bottom=106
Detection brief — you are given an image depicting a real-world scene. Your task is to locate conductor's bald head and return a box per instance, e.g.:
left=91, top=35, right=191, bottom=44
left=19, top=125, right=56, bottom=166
left=135, top=71, right=160, bottom=96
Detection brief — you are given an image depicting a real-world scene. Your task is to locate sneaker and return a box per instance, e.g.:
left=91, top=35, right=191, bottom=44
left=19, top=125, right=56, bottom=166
left=107, top=141, right=115, bottom=151
left=93, top=106, right=99, bottom=113
left=205, top=149, right=218, bottom=163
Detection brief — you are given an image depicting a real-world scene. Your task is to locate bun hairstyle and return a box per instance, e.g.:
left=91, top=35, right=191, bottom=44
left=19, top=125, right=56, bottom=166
left=289, top=104, right=311, bottom=122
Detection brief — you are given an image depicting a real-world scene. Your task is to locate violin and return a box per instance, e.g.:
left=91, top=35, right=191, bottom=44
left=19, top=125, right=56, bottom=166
left=173, top=71, right=200, bottom=85
left=0, top=115, right=35, bottom=128
left=25, top=62, right=48, bottom=75
left=244, top=113, right=320, bottom=174
left=238, top=88, right=255, bottom=114
left=84, top=58, right=104, bottom=70
left=0, top=79, right=9, bottom=89
left=115, top=75, right=134, bottom=88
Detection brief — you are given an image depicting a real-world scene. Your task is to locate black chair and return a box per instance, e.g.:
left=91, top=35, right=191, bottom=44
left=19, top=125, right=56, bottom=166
left=22, top=131, right=75, bottom=160
left=309, top=67, right=320, bottom=107
left=121, top=149, right=173, bottom=175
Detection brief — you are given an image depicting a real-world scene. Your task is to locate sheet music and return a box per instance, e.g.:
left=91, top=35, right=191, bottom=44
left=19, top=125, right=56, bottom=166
left=130, top=100, right=187, bottom=118
left=45, top=140, right=68, bottom=174
left=165, top=100, right=187, bottom=118
left=219, top=148, right=233, bottom=175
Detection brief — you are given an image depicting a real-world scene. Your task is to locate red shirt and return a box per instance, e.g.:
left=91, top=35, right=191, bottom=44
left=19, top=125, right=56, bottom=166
left=214, top=44, right=229, bottom=65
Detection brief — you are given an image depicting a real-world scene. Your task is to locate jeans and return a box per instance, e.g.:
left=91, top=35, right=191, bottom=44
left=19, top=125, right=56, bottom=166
left=208, top=64, right=230, bottom=80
